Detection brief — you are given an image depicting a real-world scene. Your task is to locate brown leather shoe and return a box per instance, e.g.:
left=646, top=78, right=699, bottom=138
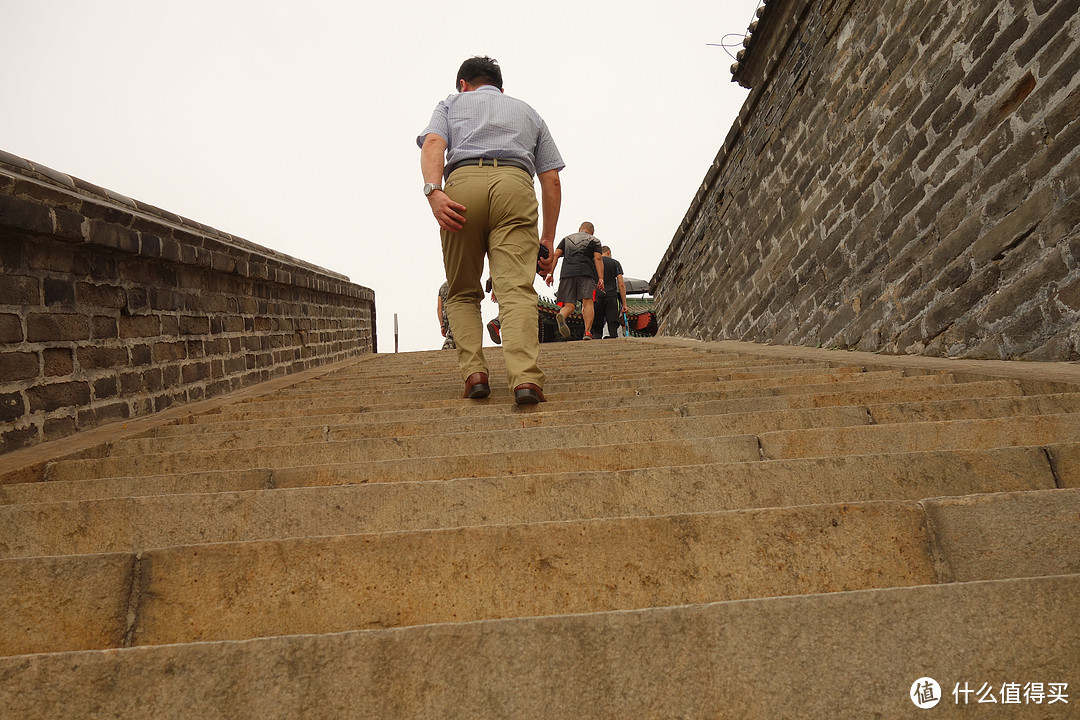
left=463, top=372, right=490, bottom=399
left=513, top=383, right=546, bottom=405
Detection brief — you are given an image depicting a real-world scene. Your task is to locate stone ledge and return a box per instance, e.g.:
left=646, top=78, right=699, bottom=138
left=0, top=150, right=371, bottom=303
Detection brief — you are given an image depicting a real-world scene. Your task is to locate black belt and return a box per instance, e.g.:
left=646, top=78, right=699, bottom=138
left=446, top=158, right=529, bottom=175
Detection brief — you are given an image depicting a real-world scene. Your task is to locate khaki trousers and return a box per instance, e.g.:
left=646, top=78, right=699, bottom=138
left=440, top=165, right=545, bottom=392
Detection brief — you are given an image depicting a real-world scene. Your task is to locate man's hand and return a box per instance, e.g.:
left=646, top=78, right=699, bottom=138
left=428, top=191, right=467, bottom=232
left=545, top=273, right=555, bottom=287
left=597, top=278, right=605, bottom=292
left=536, top=237, right=555, bottom=276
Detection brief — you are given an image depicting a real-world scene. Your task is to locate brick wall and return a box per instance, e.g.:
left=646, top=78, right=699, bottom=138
left=653, top=0, right=1079, bottom=361
left=0, top=151, right=375, bottom=454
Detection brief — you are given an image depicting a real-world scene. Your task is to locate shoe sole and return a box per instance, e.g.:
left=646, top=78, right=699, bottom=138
left=465, top=384, right=490, bottom=399
left=514, top=389, right=541, bottom=405
left=556, top=317, right=570, bottom=338
left=487, top=324, right=501, bottom=345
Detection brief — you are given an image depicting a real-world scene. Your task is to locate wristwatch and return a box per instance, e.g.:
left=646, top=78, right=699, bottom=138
left=423, top=183, right=442, bottom=196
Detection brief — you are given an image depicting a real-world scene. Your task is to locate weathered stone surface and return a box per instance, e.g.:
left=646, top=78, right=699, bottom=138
left=0, top=553, right=132, bottom=655
left=654, top=0, right=1080, bottom=361
left=0, top=353, right=37, bottom=383
left=0, top=194, right=53, bottom=235
left=0, top=336, right=1076, bottom=718
left=0, top=446, right=1058, bottom=558
left=759, top=413, right=1080, bottom=459
left=0, top=502, right=937, bottom=653
left=925, top=488, right=1080, bottom=582
left=41, top=434, right=763, bottom=484
left=1049, top=442, right=1080, bottom=488
left=0, top=575, right=1075, bottom=719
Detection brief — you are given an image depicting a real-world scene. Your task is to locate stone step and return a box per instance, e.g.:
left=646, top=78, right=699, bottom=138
left=282, top=355, right=815, bottom=390
left=208, top=364, right=863, bottom=415
left=7, top=438, right=1072, bottom=508
left=100, top=389, right=1071, bottom=457
left=299, top=364, right=818, bottom=395
left=760, top=412, right=1080, bottom=460
left=243, top=351, right=837, bottom=381
left=1, top=488, right=1076, bottom=657
left=125, top=372, right=1000, bottom=442
left=0, top=374, right=1024, bottom=487
left=285, top=346, right=797, bottom=375
left=39, top=407, right=1080, bottom=484
left=102, top=402, right=693, bottom=456
left=40, top=406, right=873, bottom=481
left=2, top=574, right=1072, bottom=719
left=0, top=370, right=941, bottom=486
left=146, top=368, right=925, bottom=431
left=104, top=402, right=874, bottom=457
left=680, top=378, right=1022, bottom=417
left=0, top=446, right=1061, bottom=558
left=864, top=392, right=1080, bottom=423
left=3, top=436, right=765, bottom=503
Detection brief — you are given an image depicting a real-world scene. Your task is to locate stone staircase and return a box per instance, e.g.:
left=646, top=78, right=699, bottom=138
left=0, top=337, right=1077, bottom=718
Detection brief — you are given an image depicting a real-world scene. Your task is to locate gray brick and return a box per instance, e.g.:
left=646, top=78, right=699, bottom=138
left=27, top=381, right=91, bottom=413
left=88, top=220, right=139, bottom=253
left=43, top=278, right=76, bottom=306
left=972, top=184, right=1057, bottom=265
left=1017, top=0, right=1078, bottom=66
left=0, top=314, right=24, bottom=343
left=0, top=351, right=38, bottom=382
left=26, top=312, right=91, bottom=342
left=75, top=282, right=126, bottom=310
left=77, top=345, right=129, bottom=371
left=118, top=314, right=160, bottom=339
left=0, top=275, right=40, bottom=305
left=43, top=348, right=74, bottom=377
left=0, top=424, right=38, bottom=454
left=0, top=194, right=53, bottom=235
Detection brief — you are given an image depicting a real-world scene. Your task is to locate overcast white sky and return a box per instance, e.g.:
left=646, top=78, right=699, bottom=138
left=2, top=0, right=759, bottom=352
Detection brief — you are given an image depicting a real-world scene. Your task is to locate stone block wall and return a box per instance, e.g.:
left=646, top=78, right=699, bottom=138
left=652, top=0, right=1079, bottom=361
left=0, top=151, right=375, bottom=454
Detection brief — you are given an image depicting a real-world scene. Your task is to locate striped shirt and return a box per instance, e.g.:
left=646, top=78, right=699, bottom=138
left=417, top=85, right=565, bottom=180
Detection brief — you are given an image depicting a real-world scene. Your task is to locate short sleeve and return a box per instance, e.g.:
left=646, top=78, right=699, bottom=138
left=533, top=118, right=565, bottom=174
left=417, top=99, right=451, bottom=149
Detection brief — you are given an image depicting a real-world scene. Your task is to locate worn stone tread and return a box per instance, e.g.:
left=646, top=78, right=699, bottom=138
left=760, top=412, right=1080, bottom=459
left=0, top=446, right=1062, bottom=558
left=101, top=387, right=1069, bottom=457
left=40, top=406, right=870, bottom=481
left=136, top=369, right=928, bottom=435
left=0, top=574, right=1076, bottom=719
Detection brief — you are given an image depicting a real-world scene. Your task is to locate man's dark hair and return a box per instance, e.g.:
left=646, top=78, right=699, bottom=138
left=456, top=56, right=503, bottom=91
